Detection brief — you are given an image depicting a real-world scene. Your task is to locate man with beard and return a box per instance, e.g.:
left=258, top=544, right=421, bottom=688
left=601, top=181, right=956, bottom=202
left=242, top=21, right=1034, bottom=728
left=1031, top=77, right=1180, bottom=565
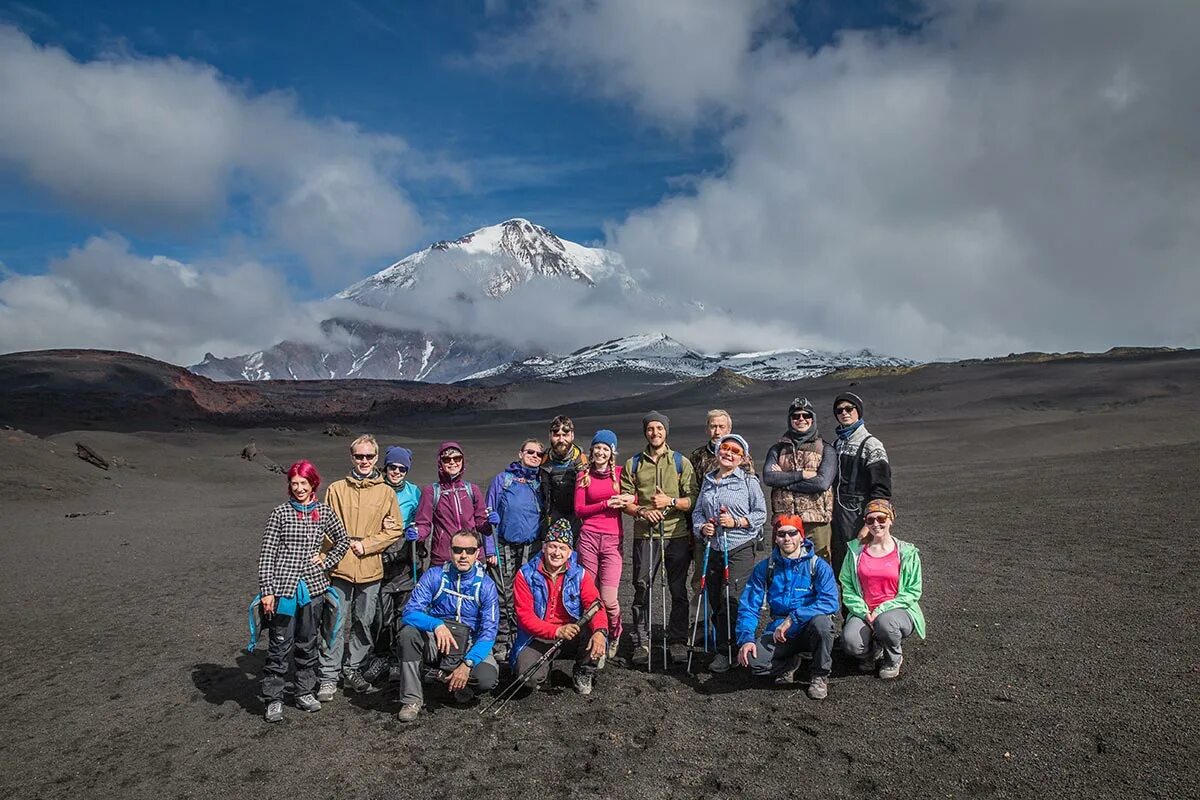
left=762, top=398, right=837, bottom=565
left=540, top=415, right=587, bottom=544
left=316, top=434, right=402, bottom=702
left=394, top=529, right=500, bottom=723
left=621, top=411, right=698, bottom=667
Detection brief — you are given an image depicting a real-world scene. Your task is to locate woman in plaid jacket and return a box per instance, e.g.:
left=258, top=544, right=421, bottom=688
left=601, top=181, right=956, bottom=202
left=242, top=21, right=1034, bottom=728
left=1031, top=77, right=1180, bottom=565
left=257, top=460, right=351, bottom=722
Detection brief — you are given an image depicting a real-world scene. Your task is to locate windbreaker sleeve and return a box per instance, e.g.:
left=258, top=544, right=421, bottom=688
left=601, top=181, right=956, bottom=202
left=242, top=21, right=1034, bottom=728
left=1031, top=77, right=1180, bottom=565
left=838, top=547, right=870, bottom=620
left=788, top=558, right=839, bottom=631
left=400, top=568, right=444, bottom=632
left=257, top=506, right=283, bottom=597
left=413, top=486, right=434, bottom=542
left=871, top=546, right=923, bottom=618
left=485, top=473, right=504, bottom=518
left=320, top=507, right=351, bottom=570
left=466, top=576, right=499, bottom=664
left=735, top=559, right=769, bottom=646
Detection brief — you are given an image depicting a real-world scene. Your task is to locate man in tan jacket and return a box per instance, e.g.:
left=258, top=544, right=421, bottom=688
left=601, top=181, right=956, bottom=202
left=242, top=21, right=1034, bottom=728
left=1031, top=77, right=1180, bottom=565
left=317, top=434, right=402, bottom=701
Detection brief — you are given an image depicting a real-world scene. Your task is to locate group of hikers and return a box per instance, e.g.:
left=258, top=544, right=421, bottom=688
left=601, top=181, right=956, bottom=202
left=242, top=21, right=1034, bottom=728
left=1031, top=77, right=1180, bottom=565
left=252, top=394, right=926, bottom=723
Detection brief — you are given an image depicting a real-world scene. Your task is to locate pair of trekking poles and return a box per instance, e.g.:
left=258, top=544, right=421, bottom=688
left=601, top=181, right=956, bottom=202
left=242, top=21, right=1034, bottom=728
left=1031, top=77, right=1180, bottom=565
left=480, top=600, right=602, bottom=715
left=685, top=513, right=733, bottom=675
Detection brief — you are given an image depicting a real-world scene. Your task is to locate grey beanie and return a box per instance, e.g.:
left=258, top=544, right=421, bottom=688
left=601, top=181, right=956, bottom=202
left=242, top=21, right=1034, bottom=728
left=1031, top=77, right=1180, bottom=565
left=642, top=410, right=670, bottom=433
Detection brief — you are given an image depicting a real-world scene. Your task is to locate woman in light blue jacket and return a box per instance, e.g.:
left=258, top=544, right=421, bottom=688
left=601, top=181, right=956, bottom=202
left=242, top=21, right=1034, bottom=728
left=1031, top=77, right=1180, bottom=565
left=691, top=433, right=767, bottom=672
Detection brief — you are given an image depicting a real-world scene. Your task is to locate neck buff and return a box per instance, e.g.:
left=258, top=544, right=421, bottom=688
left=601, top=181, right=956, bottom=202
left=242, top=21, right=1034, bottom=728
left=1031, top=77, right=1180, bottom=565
left=383, top=475, right=406, bottom=490
left=351, top=468, right=379, bottom=481
left=835, top=419, right=864, bottom=440
left=289, top=497, right=320, bottom=521
left=784, top=425, right=819, bottom=446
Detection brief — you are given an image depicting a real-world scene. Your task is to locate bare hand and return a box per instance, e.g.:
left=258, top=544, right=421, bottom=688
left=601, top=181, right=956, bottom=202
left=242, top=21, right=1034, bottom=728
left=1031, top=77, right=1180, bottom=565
left=801, top=469, right=817, bottom=479
left=556, top=623, right=581, bottom=640
left=487, top=555, right=497, bottom=567
left=446, top=662, right=471, bottom=692
left=651, top=485, right=672, bottom=510
left=718, top=511, right=736, bottom=528
left=588, top=631, right=606, bottom=661
left=433, top=624, right=456, bottom=655
left=349, top=540, right=365, bottom=556
left=766, top=463, right=781, bottom=472
left=606, top=495, right=626, bottom=509
left=866, top=611, right=878, bottom=626
left=700, top=521, right=716, bottom=538
left=738, top=641, right=756, bottom=667
left=310, top=552, right=326, bottom=567
left=382, top=515, right=399, bottom=530
left=773, top=617, right=792, bottom=644
left=261, top=595, right=276, bottom=616
left=641, top=508, right=664, bottom=524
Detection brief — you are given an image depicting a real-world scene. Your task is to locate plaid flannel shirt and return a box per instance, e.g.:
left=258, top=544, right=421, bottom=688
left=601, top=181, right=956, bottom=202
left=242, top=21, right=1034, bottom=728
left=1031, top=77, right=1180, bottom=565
left=258, top=502, right=350, bottom=598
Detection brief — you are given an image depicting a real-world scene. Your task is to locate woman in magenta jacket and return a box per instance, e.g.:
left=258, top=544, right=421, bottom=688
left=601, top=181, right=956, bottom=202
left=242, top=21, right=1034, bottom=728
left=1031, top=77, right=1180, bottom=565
left=574, top=429, right=632, bottom=660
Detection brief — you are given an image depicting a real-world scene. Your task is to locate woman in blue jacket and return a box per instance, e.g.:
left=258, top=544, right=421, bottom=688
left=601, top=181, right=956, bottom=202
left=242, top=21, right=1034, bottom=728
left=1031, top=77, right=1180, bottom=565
left=736, top=514, right=839, bottom=700
left=691, top=433, right=767, bottom=673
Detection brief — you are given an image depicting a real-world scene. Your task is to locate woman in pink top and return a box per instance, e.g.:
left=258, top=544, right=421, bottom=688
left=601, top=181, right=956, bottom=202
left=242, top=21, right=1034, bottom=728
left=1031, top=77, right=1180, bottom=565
left=574, top=429, right=633, bottom=660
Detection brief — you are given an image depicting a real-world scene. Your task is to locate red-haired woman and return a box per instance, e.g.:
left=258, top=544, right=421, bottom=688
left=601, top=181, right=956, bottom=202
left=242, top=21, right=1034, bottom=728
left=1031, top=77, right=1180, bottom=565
left=257, top=460, right=350, bottom=722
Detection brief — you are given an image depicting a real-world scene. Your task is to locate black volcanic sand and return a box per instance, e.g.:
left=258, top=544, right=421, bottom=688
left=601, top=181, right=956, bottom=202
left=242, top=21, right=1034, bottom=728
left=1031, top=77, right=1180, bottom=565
left=1, top=353, right=1198, bottom=799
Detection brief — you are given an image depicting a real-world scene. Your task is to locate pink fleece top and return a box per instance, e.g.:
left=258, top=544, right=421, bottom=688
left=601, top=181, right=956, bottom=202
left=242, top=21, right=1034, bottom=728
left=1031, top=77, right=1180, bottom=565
left=858, top=544, right=901, bottom=612
left=574, top=465, right=624, bottom=538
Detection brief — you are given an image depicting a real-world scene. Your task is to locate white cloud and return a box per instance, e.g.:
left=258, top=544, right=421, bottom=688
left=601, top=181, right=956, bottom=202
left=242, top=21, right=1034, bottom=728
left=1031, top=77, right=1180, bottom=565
left=0, top=25, right=428, bottom=283
left=497, top=0, right=1200, bottom=359
left=0, top=235, right=342, bottom=365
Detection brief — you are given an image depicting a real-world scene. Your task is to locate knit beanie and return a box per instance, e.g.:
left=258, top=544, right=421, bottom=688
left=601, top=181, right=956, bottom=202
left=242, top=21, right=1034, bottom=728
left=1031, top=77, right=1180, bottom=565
left=788, top=396, right=816, bottom=419
left=384, top=446, right=413, bottom=470
left=590, top=429, right=618, bottom=454
left=772, top=514, right=806, bottom=537
left=833, top=392, right=865, bottom=418
left=642, top=410, right=670, bottom=433
left=864, top=498, right=895, bottom=520
left=545, top=518, right=574, bottom=547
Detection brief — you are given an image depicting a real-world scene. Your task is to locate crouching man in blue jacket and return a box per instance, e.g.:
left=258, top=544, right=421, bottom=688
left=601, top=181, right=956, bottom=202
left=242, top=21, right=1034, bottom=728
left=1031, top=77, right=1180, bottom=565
left=395, top=529, right=500, bottom=723
left=736, top=514, right=839, bottom=700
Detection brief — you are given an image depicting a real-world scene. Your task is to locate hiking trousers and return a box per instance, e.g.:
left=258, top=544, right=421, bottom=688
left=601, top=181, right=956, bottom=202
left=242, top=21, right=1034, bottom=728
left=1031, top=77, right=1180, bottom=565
left=745, top=615, right=834, bottom=677
left=319, top=577, right=379, bottom=681
left=575, top=529, right=624, bottom=642
left=631, top=534, right=691, bottom=645
left=842, top=609, right=914, bottom=667
left=494, top=540, right=537, bottom=655
left=261, top=594, right=325, bottom=702
left=396, top=625, right=499, bottom=706
left=514, top=636, right=599, bottom=687
left=373, top=588, right=414, bottom=666
left=697, top=539, right=757, bottom=652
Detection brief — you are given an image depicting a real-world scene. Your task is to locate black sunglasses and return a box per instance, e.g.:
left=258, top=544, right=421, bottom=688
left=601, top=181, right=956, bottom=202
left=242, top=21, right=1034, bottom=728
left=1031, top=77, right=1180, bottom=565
left=790, top=412, right=814, bottom=420
left=451, top=545, right=478, bottom=555
left=385, top=464, right=408, bottom=471
left=523, top=448, right=544, bottom=457
left=834, top=405, right=857, bottom=414
left=352, top=452, right=377, bottom=460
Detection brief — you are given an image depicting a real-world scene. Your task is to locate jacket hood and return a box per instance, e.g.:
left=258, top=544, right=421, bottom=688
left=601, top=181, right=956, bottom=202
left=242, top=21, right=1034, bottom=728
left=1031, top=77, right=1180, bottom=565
left=345, top=470, right=384, bottom=488
left=436, top=440, right=467, bottom=482
left=506, top=460, right=541, bottom=480
left=773, top=537, right=816, bottom=564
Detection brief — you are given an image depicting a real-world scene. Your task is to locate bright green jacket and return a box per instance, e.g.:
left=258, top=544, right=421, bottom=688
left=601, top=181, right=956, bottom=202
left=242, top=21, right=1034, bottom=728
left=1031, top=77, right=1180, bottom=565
left=839, top=537, right=926, bottom=638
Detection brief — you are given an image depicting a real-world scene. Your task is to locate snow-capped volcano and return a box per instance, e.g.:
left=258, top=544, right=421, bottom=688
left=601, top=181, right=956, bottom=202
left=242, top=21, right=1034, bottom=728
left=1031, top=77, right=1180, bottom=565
left=338, top=218, right=634, bottom=309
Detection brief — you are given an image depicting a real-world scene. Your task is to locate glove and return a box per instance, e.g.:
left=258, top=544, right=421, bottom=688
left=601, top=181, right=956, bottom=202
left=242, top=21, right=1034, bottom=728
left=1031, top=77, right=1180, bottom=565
left=404, top=526, right=419, bottom=542
left=487, top=510, right=501, bottom=526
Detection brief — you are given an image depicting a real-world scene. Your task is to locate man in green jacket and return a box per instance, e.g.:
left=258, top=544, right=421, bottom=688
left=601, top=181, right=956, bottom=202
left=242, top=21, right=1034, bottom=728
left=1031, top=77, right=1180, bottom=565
left=621, top=411, right=698, bottom=666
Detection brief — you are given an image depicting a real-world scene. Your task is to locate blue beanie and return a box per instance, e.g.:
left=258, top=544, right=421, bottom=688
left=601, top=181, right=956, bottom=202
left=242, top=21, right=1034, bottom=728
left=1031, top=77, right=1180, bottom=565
left=384, top=446, right=413, bottom=470
left=590, top=429, right=618, bottom=455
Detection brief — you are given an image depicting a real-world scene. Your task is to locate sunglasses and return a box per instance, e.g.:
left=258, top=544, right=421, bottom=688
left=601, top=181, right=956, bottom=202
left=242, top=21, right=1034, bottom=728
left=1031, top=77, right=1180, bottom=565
left=352, top=452, right=377, bottom=460
left=790, top=412, right=814, bottom=420
left=385, top=464, right=408, bottom=471
left=440, top=455, right=464, bottom=463
left=718, top=445, right=744, bottom=457
left=522, top=448, right=544, bottom=457
left=450, top=546, right=478, bottom=555
left=775, top=528, right=802, bottom=538
left=865, top=514, right=890, bottom=525
left=835, top=405, right=857, bottom=415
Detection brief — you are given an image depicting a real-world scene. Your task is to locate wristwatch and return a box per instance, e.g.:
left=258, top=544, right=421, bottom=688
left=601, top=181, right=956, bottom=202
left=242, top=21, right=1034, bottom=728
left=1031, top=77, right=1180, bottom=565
left=463, top=657, right=476, bottom=668
left=670, top=497, right=677, bottom=508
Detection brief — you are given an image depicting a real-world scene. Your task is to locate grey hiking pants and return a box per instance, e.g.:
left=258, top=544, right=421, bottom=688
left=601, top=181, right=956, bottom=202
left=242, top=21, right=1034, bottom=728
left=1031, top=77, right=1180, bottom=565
left=319, top=577, right=380, bottom=681
left=396, top=625, right=499, bottom=705
left=745, top=615, right=834, bottom=677
left=494, top=540, right=538, bottom=655
left=841, top=609, right=914, bottom=667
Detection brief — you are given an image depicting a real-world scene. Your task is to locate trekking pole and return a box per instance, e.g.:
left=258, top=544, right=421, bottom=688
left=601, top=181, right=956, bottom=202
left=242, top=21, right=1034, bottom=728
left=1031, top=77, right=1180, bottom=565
left=658, top=520, right=668, bottom=668
left=721, top=527, right=733, bottom=666
left=480, top=600, right=601, bottom=715
left=687, top=540, right=712, bottom=674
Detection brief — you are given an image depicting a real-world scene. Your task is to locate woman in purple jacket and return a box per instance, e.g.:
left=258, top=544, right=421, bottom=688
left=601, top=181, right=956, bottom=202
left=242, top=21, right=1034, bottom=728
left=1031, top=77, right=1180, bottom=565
left=410, top=441, right=491, bottom=568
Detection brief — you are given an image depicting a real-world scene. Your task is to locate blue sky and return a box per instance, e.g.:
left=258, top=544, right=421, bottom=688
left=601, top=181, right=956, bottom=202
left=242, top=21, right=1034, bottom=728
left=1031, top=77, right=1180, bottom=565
left=0, top=0, right=918, bottom=290
left=2, top=1, right=1193, bottom=363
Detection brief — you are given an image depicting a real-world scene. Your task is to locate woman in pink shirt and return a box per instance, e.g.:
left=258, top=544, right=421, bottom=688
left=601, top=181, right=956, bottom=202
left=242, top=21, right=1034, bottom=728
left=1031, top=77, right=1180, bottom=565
left=839, top=499, right=926, bottom=679
left=574, top=429, right=633, bottom=660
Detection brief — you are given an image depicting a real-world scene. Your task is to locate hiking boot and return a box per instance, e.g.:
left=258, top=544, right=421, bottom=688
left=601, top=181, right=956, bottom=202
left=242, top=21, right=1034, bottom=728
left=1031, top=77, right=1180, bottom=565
left=606, top=639, right=620, bottom=660
left=631, top=644, right=650, bottom=666
left=264, top=700, right=284, bottom=723
left=807, top=675, right=829, bottom=700
left=709, top=652, right=731, bottom=673
left=857, top=655, right=877, bottom=674
left=388, top=665, right=404, bottom=683
left=396, top=702, right=421, bottom=723
left=668, top=641, right=689, bottom=664
left=295, top=693, right=321, bottom=712
left=453, top=687, right=475, bottom=704
left=361, top=657, right=388, bottom=684
left=573, top=672, right=594, bottom=696
left=879, top=656, right=904, bottom=680
left=343, top=670, right=371, bottom=693
left=315, top=681, right=337, bottom=702
left=775, top=668, right=797, bottom=685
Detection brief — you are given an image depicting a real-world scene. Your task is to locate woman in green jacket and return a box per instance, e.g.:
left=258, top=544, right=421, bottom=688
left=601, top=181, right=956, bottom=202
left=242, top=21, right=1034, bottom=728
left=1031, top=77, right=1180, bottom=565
left=838, top=499, right=924, bottom=679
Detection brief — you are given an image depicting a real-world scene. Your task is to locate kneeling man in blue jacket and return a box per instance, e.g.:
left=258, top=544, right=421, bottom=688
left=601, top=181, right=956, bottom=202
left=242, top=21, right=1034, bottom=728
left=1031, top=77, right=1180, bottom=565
left=736, top=514, right=839, bottom=700
left=395, top=529, right=500, bottom=723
